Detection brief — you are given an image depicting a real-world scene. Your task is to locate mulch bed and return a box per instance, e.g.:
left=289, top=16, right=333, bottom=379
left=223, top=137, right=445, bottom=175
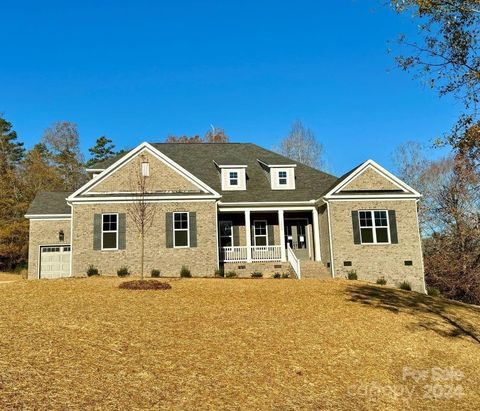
left=119, top=280, right=172, bottom=290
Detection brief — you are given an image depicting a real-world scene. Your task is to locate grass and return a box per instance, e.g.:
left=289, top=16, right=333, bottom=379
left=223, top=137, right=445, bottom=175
left=0, top=277, right=479, bottom=410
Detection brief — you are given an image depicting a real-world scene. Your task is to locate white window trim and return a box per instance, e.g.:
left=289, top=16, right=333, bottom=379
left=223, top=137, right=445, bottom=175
left=173, top=212, right=190, bottom=248
left=219, top=220, right=234, bottom=247
left=101, top=213, right=119, bottom=251
left=271, top=167, right=295, bottom=190
left=358, top=210, right=391, bottom=245
left=221, top=168, right=246, bottom=191
left=253, top=220, right=269, bottom=247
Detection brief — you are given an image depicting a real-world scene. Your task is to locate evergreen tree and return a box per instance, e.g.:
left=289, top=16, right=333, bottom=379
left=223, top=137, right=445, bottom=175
left=86, top=136, right=116, bottom=167
left=0, top=116, right=25, bottom=173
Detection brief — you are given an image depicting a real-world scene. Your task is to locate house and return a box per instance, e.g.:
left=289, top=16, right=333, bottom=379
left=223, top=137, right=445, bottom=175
left=25, top=142, right=426, bottom=291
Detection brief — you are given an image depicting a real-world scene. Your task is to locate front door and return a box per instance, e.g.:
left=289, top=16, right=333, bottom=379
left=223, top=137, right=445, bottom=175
left=284, top=220, right=308, bottom=250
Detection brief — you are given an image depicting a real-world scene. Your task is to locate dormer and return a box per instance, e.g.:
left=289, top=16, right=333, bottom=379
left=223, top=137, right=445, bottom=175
left=258, top=160, right=296, bottom=190
left=214, top=161, right=248, bottom=191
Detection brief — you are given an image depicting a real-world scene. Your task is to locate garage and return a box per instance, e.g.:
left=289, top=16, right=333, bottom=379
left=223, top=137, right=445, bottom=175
left=39, top=246, right=71, bottom=279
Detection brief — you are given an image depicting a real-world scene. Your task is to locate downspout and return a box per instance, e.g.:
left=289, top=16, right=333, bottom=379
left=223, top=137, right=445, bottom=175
left=215, top=199, right=220, bottom=271
left=415, top=198, right=427, bottom=294
left=324, top=199, right=336, bottom=278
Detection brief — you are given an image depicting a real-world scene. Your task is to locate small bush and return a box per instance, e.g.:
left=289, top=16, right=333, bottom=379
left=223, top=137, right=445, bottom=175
left=427, top=286, right=441, bottom=297
left=251, top=271, right=263, bottom=278
left=376, top=277, right=387, bottom=285
left=180, top=265, right=192, bottom=278
left=399, top=281, right=412, bottom=291
left=281, top=273, right=290, bottom=279
left=119, top=280, right=172, bottom=290
left=86, top=265, right=99, bottom=277
left=225, top=270, right=237, bottom=278
left=151, top=269, right=160, bottom=278
left=273, top=272, right=281, bottom=279
left=346, top=270, right=357, bottom=280
left=215, top=268, right=225, bottom=277
left=117, top=266, right=130, bottom=277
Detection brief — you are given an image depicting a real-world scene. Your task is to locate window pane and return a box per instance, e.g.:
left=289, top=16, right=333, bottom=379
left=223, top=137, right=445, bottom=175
left=254, top=222, right=266, bottom=235
left=174, top=230, right=188, bottom=247
left=103, top=232, right=117, bottom=249
left=359, top=211, right=372, bottom=227
left=374, top=211, right=387, bottom=227
left=255, top=236, right=267, bottom=246
left=376, top=228, right=389, bottom=243
left=174, top=213, right=188, bottom=229
left=360, top=227, right=374, bottom=243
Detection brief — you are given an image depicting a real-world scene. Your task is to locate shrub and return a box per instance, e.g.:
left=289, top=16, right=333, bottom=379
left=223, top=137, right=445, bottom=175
left=117, top=266, right=130, bottom=277
left=346, top=270, right=357, bottom=280
left=399, top=281, right=412, bottom=291
left=215, top=268, right=225, bottom=277
left=376, top=277, right=387, bottom=285
left=281, top=273, right=290, bottom=279
left=427, top=286, right=441, bottom=297
left=180, top=265, right=192, bottom=278
left=251, top=271, right=263, bottom=278
left=225, top=270, right=237, bottom=278
left=151, top=269, right=160, bottom=278
left=273, top=272, right=281, bottom=279
left=119, top=280, right=172, bottom=290
left=86, top=265, right=99, bottom=277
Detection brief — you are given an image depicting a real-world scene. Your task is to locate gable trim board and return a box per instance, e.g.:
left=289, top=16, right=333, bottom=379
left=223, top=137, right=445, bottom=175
left=323, top=159, right=421, bottom=200
left=67, top=142, right=221, bottom=202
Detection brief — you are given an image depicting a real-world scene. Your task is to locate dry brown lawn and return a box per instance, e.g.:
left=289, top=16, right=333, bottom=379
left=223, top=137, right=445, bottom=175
left=0, top=277, right=479, bottom=410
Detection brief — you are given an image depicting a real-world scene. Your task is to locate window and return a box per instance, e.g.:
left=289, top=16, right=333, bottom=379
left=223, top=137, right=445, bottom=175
left=219, top=221, right=233, bottom=247
left=253, top=220, right=268, bottom=246
left=173, top=212, right=189, bottom=247
left=358, top=210, right=389, bottom=244
left=278, top=170, right=288, bottom=185
left=229, top=171, right=238, bottom=186
left=102, top=214, right=118, bottom=249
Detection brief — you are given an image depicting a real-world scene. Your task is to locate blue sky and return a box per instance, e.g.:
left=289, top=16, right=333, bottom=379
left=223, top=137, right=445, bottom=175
left=1, top=0, right=458, bottom=175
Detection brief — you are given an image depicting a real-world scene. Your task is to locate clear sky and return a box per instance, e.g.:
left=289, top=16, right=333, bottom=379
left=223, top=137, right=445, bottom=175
left=1, top=0, right=459, bottom=175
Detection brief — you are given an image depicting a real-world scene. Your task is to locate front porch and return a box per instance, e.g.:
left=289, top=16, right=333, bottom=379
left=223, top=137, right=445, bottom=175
left=218, top=208, right=321, bottom=273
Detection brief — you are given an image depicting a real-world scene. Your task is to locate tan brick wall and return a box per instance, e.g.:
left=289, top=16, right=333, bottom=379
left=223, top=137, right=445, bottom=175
left=28, top=219, right=71, bottom=279
left=71, top=201, right=218, bottom=277
left=341, top=168, right=400, bottom=191
left=88, top=150, right=200, bottom=193
left=318, top=204, right=331, bottom=270
left=328, top=200, right=425, bottom=292
left=223, top=262, right=291, bottom=278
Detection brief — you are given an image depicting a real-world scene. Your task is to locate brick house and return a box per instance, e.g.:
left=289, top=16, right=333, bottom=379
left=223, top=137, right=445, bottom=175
left=25, top=142, right=426, bottom=291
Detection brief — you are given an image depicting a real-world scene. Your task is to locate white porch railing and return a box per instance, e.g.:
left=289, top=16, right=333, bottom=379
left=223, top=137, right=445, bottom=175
left=220, top=246, right=282, bottom=262
left=287, top=243, right=301, bottom=279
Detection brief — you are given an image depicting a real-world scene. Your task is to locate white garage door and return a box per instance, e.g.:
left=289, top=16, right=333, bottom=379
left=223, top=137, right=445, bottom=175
left=40, top=246, right=71, bottom=279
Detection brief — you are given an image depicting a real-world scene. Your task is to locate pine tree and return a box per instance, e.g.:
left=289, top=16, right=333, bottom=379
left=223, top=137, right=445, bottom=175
left=0, top=116, right=25, bottom=173
left=86, top=136, right=116, bottom=167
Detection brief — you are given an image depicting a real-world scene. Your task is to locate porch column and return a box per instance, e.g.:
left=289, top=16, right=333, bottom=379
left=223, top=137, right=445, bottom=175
left=245, top=210, right=252, bottom=262
left=278, top=209, right=286, bottom=262
left=312, top=209, right=321, bottom=261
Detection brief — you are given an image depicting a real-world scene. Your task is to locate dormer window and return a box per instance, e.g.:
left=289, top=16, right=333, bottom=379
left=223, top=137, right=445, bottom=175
left=257, top=160, right=296, bottom=190
left=214, top=161, right=247, bottom=191
left=278, top=171, right=288, bottom=185
left=229, top=171, right=238, bottom=186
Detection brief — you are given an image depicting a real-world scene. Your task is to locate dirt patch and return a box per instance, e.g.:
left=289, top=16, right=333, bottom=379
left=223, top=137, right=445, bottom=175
left=119, top=279, right=172, bottom=290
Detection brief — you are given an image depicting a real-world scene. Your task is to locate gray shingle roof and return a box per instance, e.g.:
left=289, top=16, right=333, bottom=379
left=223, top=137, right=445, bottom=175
left=26, top=192, right=72, bottom=216
left=91, top=143, right=338, bottom=203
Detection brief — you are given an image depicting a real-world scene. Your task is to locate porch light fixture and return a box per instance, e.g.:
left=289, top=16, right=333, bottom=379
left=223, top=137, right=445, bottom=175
left=59, top=230, right=64, bottom=242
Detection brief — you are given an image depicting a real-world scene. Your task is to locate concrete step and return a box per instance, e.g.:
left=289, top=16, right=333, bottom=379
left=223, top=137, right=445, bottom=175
left=299, top=261, right=331, bottom=279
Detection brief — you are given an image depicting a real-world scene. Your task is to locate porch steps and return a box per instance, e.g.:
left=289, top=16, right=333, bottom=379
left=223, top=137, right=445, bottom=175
left=299, top=261, right=331, bottom=280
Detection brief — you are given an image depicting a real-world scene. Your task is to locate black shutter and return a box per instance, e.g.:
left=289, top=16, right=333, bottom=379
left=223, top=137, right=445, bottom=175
left=388, top=210, right=398, bottom=244
left=233, top=225, right=240, bottom=246
left=267, top=223, right=274, bottom=246
left=166, top=213, right=173, bottom=248
left=352, top=211, right=361, bottom=244
left=189, top=212, right=197, bottom=247
left=93, top=214, right=101, bottom=250
left=118, top=213, right=126, bottom=250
